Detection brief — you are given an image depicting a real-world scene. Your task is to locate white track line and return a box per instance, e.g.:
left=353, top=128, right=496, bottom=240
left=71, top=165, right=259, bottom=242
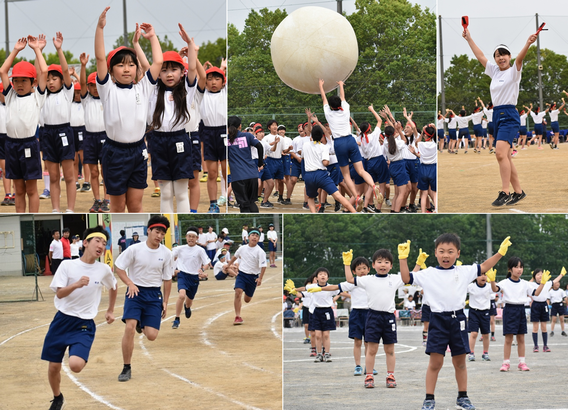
left=62, top=363, right=125, bottom=410
left=0, top=323, right=49, bottom=346
left=271, top=311, right=283, bottom=340
left=283, top=343, right=417, bottom=363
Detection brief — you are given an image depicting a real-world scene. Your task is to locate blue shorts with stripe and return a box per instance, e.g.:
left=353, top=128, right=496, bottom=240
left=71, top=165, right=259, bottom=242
left=426, top=310, right=469, bottom=356
left=122, top=286, right=164, bottom=331
left=348, top=308, right=368, bottom=340
left=177, top=271, right=200, bottom=300
left=41, top=311, right=96, bottom=363
left=365, top=310, right=397, bottom=344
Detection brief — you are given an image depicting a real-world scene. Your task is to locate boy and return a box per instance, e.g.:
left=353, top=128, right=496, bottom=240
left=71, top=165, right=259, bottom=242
left=114, top=215, right=173, bottom=382
left=0, top=35, right=48, bottom=212
left=261, top=120, right=282, bottom=208
left=214, top=250, right=238, bottom=280
left=171, top=227, right=210, bottom=329
left=399, top=234, right=512, bottom=410
left=466, top=272, right=493, bottom=362
left=41, top=226, right=117, bottom=410
left=49, top=229, right=64, bottom=275
left=226, top=227, right=267, bottom=325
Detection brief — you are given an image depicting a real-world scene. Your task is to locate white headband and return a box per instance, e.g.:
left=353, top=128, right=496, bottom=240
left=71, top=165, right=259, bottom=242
left=493, top=44, right=510, bottom=55
left=186, top=230, right=198, bottom=236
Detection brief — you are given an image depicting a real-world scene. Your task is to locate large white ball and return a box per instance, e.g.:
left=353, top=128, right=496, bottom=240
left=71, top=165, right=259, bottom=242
left=271, top=6, right=359, bottom=94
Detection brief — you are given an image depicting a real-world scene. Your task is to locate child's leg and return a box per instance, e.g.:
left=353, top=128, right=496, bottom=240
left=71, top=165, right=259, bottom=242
left=173, top=179, right=190, bottom=213
left=468, top=331, right=478, bottom=353
left=91, top=163, right=101, bottom=200
left=125, top=188, right=145, bottom=213
left=314, top=330, right=323, bottom=352
left=175, top=289, right=187, bottom=317
left=482, top=333, right=489, bottom=353
left=503, top=334, right=513, bottom=360
left=14, top=179, right=27, bottom=212
left=330, top=191, right=356, bottom=213
left=353, top=338, right=363, bottom=366
left=307, top=197, right=317, bottom=213
left=310, top=330, right=316, bottom=349
left=550, top=315, right=556, bottom=332
left=364, top=342, right=379, bottom=374
left=61, top=159, right=76, bottom=211
left=68, top=355, right=87, bottom=373
left=234, top=288, right=244, bottom=317
left=451, top=354, right=467, bottom=392
left=159, top=180, right=174, bottom=213
left=46, top=161, right=61, bottom=211
left=560, top=315, right=565, bottom=331
left=425, top=353, right=444, bottom=394
left=394, top=184, right=408, bottom=212
left=262, top=179, right=275, bottom=204
left=25, top=180, right=39, bottom=213
left=304, top=323, right=309, bottom=339
left=490, top=315, right=496, bottom=335
left=516, top=334, right=525, bottom=357
left=48, top=362, right=62, bottom=396
left=384, top=343, right=395, bottom=373
left=322, top=330, right=331, bottom=353
left=206, top=160, right=219, bottom=201
left=420, top=190, right=428, bottom=213
left=540, top=321, right=548, bottom=347
left=531, top=321, right=539, bottom=346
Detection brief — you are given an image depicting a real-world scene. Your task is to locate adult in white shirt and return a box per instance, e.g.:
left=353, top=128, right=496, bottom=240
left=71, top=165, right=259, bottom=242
left=49, top=229, right=64, bottom=275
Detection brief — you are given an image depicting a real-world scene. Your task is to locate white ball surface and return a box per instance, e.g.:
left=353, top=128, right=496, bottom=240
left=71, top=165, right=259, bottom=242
left=271, top=6, right=359, bottom=94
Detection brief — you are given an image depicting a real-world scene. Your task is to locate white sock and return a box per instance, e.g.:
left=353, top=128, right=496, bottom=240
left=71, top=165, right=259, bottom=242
left=173, top=179, right=190, bottom=213
left=159, top=181, right=174, bottom=213
left=43, top=171, right=50, bottom=190
left=519, top=357, right=525, bottom=364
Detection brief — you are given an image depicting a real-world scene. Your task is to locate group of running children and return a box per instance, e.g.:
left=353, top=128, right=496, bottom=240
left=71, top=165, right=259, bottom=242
left=41, top=215, right=267, bottom=410
left=227, top=79, right=437, bottom=214
left=0, top=7, right=227, bottom=214
left=285, top=233, right=567, bottom=410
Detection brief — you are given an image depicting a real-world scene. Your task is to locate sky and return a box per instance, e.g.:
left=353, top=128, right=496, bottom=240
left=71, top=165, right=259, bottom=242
left=0, top=0, right=226, bottom=61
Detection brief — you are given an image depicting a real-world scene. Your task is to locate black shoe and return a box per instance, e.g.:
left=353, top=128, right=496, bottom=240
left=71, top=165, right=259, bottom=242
left=260, top=201, right=274, bottom=208
left=118, top=367, right=132, bottom=382
left=282, top=198, right=292, bottom=205
left=302, top=202, right=309, bottom=210
left=49, top=393, right=65, bottom=410
left=334, top=202, right=341, bottom=212
left=491, top=191, right=511, bottom=207
left=407, top=204, right=417, bottom=213
left=136, top=321, right=142, bottom=334
left=323, top=201, right=331, bottom=207
left=184, top=304, right=192, bottom=319
left=317, top=205, right=325, bottom=213
left=506, top=191, right=526, bottom=206
left=277, top=196, right=285, bottom=204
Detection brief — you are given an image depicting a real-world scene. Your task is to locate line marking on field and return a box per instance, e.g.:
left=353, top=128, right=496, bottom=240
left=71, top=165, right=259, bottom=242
left=283, top=343, right=417, bottom=363
left=0, top=323, right=49, bottom=346
left=271, top=311, right=283, bottom=340
left=62, top=363, right=125, bottom=410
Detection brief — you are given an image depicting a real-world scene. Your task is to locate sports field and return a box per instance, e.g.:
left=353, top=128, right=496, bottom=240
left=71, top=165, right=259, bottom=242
left=0, top=260, right=282, bottom=410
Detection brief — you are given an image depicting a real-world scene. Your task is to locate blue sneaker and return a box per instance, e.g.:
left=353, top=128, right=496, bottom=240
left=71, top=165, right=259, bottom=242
left=39, top=189, right=50, bottom=199
left=184, top=305, right=192, bottom=319
left=421, top=399, right=435, bottom=410
left=456, top=396, right=476, bottom=410
left=172, top=319, right=180, bottom=329
left=208, top=203, right=220, bottom=213
left=353, top=365, right=363, bottom=376
left=364, top=368, right=379, bottom=375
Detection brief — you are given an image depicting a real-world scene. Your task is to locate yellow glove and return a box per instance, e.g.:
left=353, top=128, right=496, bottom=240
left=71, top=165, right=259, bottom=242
left=485, top=268, right=496, bottom=282
left=465, top=300, right=470, bottom=305
left=456, top=260, right=463, bottom=266
left=561, top=266, right=566, bottom=277
left=284, top=279, right=297, bottom=295
left=541, top=270, right=551, bottom=285
left=293, top=307, right=300, bottom=313
left=416, top=248, right=429, bottom=269
left=307, top=286, right=322, bottom=293
left=498, top=236, right=512, bottom=256
left=342, top=249, right=353, bottom=266
left=398, top=240, right=411, bottom=259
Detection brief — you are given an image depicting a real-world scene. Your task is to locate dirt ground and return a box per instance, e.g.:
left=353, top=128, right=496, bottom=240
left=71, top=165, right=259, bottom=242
left=0, top=260, right=282, bottom=410
left=438, top=143, right=568, bottom=213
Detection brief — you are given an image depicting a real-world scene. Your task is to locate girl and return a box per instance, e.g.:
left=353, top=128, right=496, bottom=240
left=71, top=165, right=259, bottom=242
left=488, top=257, right=545, bottom=371
left=401, top=108, right=419, bottom=212
left=408, top=125, right=437, bottom=213
left=519, top=107, right=529, bottom=149
left=445, top=109, right=458, bottom=154
left=478, top=98, right=494, bottom=152
left=298, top=273, right=318, bottom=355
left=227, top=115, right=264, bottom=212
left=383, top=121, right=409, bottom=213
left=549, top=279, right=567, bottom=337
left=42, top=32, right=76, bottom=213
left=70, top=80, right=86, bottom=192
left=471, top=103, right=484, bottom=153
left=147, top=24, right=197, bottom=213
left=466, top=274, right=493, bottom=362
left=94, top=6, right=163, bottom=212
left=547, top=99, right=565, bottom=149
left=456, top=108, right=472, bottom=154
left=463, top=28, right=536, bottom=207
left=436, top=111, right=446, bottom=153
left=529, top=268, right=565, bottom=352
left=267, top=223, right=278, bottom=267
left=529, top=104, right=547, bottom=149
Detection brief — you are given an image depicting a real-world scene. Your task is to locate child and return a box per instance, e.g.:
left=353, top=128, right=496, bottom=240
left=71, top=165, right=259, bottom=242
left=227, top=116, right=264, bottom=212
left=486, top=257, right=546, bottom=372
left=528, top=268, right=565, bottom=352
left=95, top=6, right=163, bottom=212
left=436, top=111, right=446, bottom=152
left=445, top=109, right=458, bottom=154
left=226, top=227, right=267, bottom=325
left=278, top=124, right=294, bottom=205
left=478, top=98, right=494, bottom=151
left=214, top=250, right=238, bottom=280
left=261, top=120, right=282, bottom=207
left=471, top=103, right=484, bottom=153
left=408, top=125, right=437, bottom=213
left=456, top=109, right=472, bottom=153
left=0, top=36, right=48, bottom=212
left=547, top=99, right=565, bottom=149
left=383, top=122, right=409, bottom=213
left=69, top=78, right=86, bottom=192
left=549, top=277, right=567, bottom=337
left=399, top=234, right=511, bottom=410
left=466, top=273, right=493, bottom=362
left=41, top=226, right=117, bottom=410
left=267, top=223, right=278, bottom=267
left=359, top=105, right=386, bottom=212
left=463, top=27, right=536, bottom=206
left=529, top=104, right=547, bottom=149
left=518, top=108, right=529, bottom=149
left=171, top=227, right=211, bottom=329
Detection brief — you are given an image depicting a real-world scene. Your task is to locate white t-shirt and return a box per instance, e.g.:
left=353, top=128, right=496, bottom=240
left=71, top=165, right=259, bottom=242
left=471, top=111, right=484, bottom=125
left=384, top=137, right=407, bottom=162
left=81, top=93, right=105, bottom=133
left=213, top=260, right=228, bottom=278
left=520, top=113, right=528, bottom=127
left=147, top=76, right=197, bottom=132
left=549, top=109, right=559, bottom=122
left=70, top=242, right=81, bottom=257
left=213, top=248, right=231, bottom=265
left=467, top=282, right=493, bottom=310
left=352, top=274, right=404, bottom=313
left=193, top=85, right=226, bottom=127
left=172, top=244, right=210, bottom=275
left=302, top=141, right=329, bottom=172
left=306, top=283, right=339, bottom=308
left=360, top=126, right=383, bottom=159
left=437, top=118, right=444, bottom=130
left=114, top=241, right=173, bottom=287
left=185, top=96, right=201, bottom=133
left=241, top=229, right=248, bottom=243
left=483, top=107, right=493, bottom=123
left=282, top=136, right=293, bottom=156
left=445, top=116, right=457, bottom=129
left=530, top=280, right=552, bottom=303
left=336, top=281, right=368, bottom=309
left=263, top=134, right=283, bottom=159
left=70, top=101, right=85, bottom=127
left=42, top=85, right=74, bottom=125
left=549, top=288, right=564, bottom=304
left=324, top=100, right=351, bottom=139
left=530, top=111, right=546, bottom=125
left=325, top=137, right=338, bottom=165
left=96, top=70, right=157, bottom=143
left=292, top=135, right=311, bottom=157
left=267, top=230, right=277, bottom=243
left=0, top=103, right=6, bottom=134
left=50, top=258, right=117, bottom=319
left=4, top=86, right=46, bottom=138
left=495, top=278, right=534, bottom=304
left=234, top=244, right=267, bottom=275
left=198, top=233, right=207, bottom=248
left=49, top=239, right=64, bottom=259
left=418, top=140, right=437, bottom=164
left=404, top=299, right=416, bottom=310
left=410, top=265, right=480, bottom=312
left=456, top=115, right=472, bottom=129
left=205, top=232, right=218, bottom=251
left=300, top=290, right=313, bottom=310
left=485, top=61, right=522, bottom=106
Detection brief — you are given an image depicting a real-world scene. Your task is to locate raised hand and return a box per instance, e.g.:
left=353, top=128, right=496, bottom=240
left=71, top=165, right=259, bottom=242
left=416, top=248, right=429, bottom=269
left=498, top=236, right=512, bottom=256
left=179, top=46, right=188, bottom=58
left=398, top=240, right=411, bottom=260
left=53, top=31, right=63, bottom=50
left=140, top=23, right=156, bottom=39
left=540, top=269, right=551, bottom=284
left=14, top=37, right=27, bottom=51
left=485, top=268, right=496, bottom=282
left=80, top=52, right=90, bottom=66
left=38, top=34, right=47, bottom=51
left=342, top=249, right=353, bottom=266
left=178, top=23, right=191, bottom=43
left=98, top=7, right=110, bottom=29
left=132, top=23, right=142, bottom=44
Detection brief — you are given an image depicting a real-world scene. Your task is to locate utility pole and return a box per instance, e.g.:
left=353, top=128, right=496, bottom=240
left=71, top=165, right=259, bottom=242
left=486, top=214, right=492, bottom=262
left=337, top=0, right=342, bottom=14
left=5, top=1, right=9, bottom=59
left=536, top=13, right=544, bottom=110
left=438, top=15, right=446, bottom=116
left=123, top=0, right=128, bottom=47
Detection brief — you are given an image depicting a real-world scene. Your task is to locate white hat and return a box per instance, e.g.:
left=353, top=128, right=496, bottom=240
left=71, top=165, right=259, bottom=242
left=222, top=228, right=229, bottom=234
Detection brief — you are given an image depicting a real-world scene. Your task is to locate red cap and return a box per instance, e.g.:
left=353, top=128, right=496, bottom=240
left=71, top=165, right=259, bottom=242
left=87, top=72, right=97, bottom=84
left=47, top=64, right=63, bottom=75
left=107, top=46, right=136, bottom=69
left=163, top=51, right=185, bottom=68
left=253, top=123, right=263, bottom=134
left=10, top=61, right=37, bottom=79
left=205, top=66, right=226, bottom=83
left=73, top=82, right=81, bottom=90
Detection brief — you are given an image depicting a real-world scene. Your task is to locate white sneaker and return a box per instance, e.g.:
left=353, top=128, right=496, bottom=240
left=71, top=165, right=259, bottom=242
left=385, top=199, right=392, bottom=207
left=218, top=195, right=227, bottom=206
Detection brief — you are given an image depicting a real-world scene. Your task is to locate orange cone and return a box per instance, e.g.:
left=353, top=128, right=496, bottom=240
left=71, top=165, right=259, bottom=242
left=44, top=256, right=52, bottom=275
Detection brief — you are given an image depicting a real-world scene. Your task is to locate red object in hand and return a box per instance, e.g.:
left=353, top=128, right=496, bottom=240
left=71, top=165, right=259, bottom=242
left=535, top=22, right=547, bottom=36
left=461, top=16, right=469, bottom=30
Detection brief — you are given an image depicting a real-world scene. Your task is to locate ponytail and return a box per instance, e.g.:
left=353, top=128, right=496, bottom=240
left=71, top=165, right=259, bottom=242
left=228, top=116, right=242, bottom=144
left=385, top=126, right=396, bottom=156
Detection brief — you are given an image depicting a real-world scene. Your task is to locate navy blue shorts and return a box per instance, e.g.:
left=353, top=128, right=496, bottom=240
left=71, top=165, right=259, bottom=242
left=348, top=308, right=368, bottom=340
left=41, top=311, right=96, bottom=363
left=326, top=163, right=343, bottom=185
left=350, top=161, right=365, bottom=185
left=366, top=155, right=389, bottom=184
left=122, top=286, right=163, bottom=330
left=551, top=121, right=560, bottom=133
left=334, top=136, right=362, bottom=167
left=82, top=131, right=107, bottom=164
left=448, top=129, right=457, bottom=140
left=473, top=124, right=483, bottom=137
left=310, top=307, right=336, bottom=331
left=488, top=122, right=494, bottom=135
left=302, top=306, right=311, bottom=325
left=304, top=169, right=338, bottom=198
left=468, top=308, right=490, bottom=334
left=234, top=271, right=259, bottom=298
left=258, top=242, right=265, bottom=251
left=5, top=136, right=42, bottom=180
left=551, top=302, right=565, bottom=316
left=201, top=124, right=226, bottom=161
left=530, top=300, right=549, bottom=322
left=268, top=241, right=277, bottom=252
left=421, top=304, right=431, bottom=322
left=189, top=131, right=202, bottom=172
left=365, top=310, right=397, bottom=344
left=519, top=126, right=528, bottom=136
left=291, top=158, right=302, bottom=178
left=282, top=155, right=291, bottom=176
left=534, top=123, right=543, bottom=135
left=265, top=157, right=283, bottom=180
left=437, top=129, right=444, bottom=139
left=215, top=271, right=228, bottom=280
left=177, top=271, right=200, bottom=300
left=489, top=300, right=497, bottom=316
left=389, top=160, right=409, bottom=187
left=41, top=123, right=76, bottom=163
left=458, top=128, right=471, bottom=140
left=503, top=304, right=527, bottom=335
left=405, top=158, right=419, bottom=184
left=417, top=163, right=436, bottom=191
left=0, top=133, right=6, bottom=159
left=494, top=105, right=520, bottom=147
left=101, top=138, right=148, bottom=195
left=72, top=126, right=86, bottom=152
left=426, top=310, right=469, bottom=356
left=147, top=130, right=194, bottom=181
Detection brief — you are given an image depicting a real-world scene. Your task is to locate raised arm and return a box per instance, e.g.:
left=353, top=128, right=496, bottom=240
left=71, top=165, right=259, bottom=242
left=337, top=80, right=345, bottom=101
left=53, top=32, right=72, bottom=88
left=28, top=35, right=48, bottom=91
left=462, top=28, right=488, bottom=68
left=0, top=37, right=27, bottom=90
left=79, top=53, right=89, bottom=96
left=196, top=57, right=206, bottom=90
left=318, top=79, right=328, bottom=106
left=369, top=104, right=382, bottom=128
left=95, top=7, right=110, bottom=80
left=305, top=108, right=313, bottom=135
left=515, top=34, right=537, bottom=71
left=178, top=24, right=198, bottom=82
left=480, top=236, right=511, bottom=273
left=139, top=23, right=163, bottom=80
left=398, top=240, right=411, bottom=284
left=132, top=23, right=150, bottom=74
left=343, top=249, right=354, bottom=284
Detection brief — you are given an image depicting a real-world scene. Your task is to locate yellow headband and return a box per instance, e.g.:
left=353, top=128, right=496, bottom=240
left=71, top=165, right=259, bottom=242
left=85, top=232, right=108, bottom=241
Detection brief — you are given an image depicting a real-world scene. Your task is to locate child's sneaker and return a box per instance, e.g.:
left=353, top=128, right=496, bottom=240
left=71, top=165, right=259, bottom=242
left=208, top=203, right=220, bottom=213
left=482, top=353, right=490, bottom=361
left=467, top=353, right=475, bottom=361
left=48, top=393, right=65, bottom=410
left=550, top=331, right=554, bottom=337
left=364, top=374, right=374, bottom=388
left=1, top=195, right=10, bottom=206
left=233, top=316, right=243, bottom=325
left=421, top=399, right=435, bottom=410
left=491, top=191, right=511, bottom=207
left=309, top=348, right=316, bottom=357
left=323, top=352, right=332, bottom=362
left=499, top=362, right=510, bottom=372
left=385, top=199, right=392, bottom=207
left=80, top=182, right=91, bottom=192
left=506, top=190, right=526, bottom=206
left=478, top=335, right=483, bottom=341
left=151, top=187, right=161, bottom=197
left=199, top=173, right=208, bottom=182
left=517, top=362, right=530, bottom=371
left=172, top=319, right=180, bottom=329
left=456, top=396, right=476, bottom=410
left=99, top=199, right=110, bottom=213
left=314, top=353, right=323, bottom=362
left=303, top=337, right=311, bottom=344
left=76, top=182, right=81, bottom=191
left=353, top=365, right=363, bottom=376
left=533, top=346, right=539, bottom=353
left=89, top=199, right=102, bottom=213
left=491, top=336, right=496, bottom=341
left=386, top=373, right=396, bottom=388
left=39, top=189, right=50, bottom=199
left=562, top=331, right=567, bottom=336
left=543, top=346, right=551, bottom=352
left=184, top=305, right=192, bottom=319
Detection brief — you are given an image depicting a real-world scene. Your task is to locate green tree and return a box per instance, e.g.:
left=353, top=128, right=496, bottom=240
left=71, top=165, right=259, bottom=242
left=113, top=32, right=177, bottom=62
left=198, top=37, right=226, bottom=67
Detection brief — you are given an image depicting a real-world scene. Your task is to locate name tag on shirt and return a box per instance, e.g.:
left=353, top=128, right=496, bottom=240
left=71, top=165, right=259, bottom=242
left=25, top=148, right=31, bottom=158
left=101, top=139, right=106, bottom=144
left=136, top=93, right=141, bottom=105
left=176, top=142, right=184, bottom=153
